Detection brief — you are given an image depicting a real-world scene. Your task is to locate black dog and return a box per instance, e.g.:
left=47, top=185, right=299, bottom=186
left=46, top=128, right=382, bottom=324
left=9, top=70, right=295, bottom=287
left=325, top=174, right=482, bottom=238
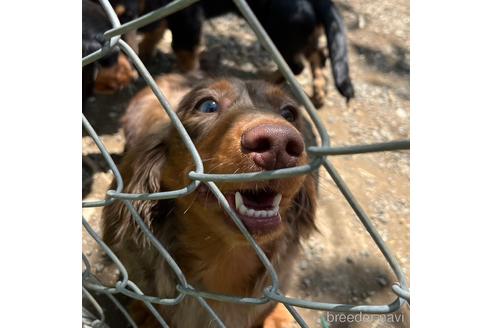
left=110, top=0, right=354, bottom=107
left=82, top=0, right=137, bottom=109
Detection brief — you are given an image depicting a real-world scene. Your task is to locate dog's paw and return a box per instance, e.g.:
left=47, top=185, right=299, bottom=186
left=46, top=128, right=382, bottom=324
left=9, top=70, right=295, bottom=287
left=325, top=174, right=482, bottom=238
left=310, top=94, right=325, bottom=109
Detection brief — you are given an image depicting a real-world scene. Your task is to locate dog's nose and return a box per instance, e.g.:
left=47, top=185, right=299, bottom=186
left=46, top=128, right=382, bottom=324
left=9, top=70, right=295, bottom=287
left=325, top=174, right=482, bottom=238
left=241, top=124, right=304, bottom=170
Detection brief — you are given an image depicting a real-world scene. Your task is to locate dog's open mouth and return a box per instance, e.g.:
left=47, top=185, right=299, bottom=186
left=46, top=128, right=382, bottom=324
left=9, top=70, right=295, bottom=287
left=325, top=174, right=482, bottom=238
left=225, top=189, right=282, bottom=234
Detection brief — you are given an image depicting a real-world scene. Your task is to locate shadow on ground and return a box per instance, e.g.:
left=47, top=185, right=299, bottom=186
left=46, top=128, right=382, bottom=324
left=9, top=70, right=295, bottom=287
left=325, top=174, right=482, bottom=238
left=295, top=257, right=409, bottom=327
left=352, top=43, right=409, bottom=77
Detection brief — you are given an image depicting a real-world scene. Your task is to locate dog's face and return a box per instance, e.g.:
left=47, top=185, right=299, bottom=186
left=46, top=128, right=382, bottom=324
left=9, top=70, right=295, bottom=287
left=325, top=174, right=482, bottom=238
left=157, top=78, right=313, bottom=244
left=102, top=77, right=318, bottom=325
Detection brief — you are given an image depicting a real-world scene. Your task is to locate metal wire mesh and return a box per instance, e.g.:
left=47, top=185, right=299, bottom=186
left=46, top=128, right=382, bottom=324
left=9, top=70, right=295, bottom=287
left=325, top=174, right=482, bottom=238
left=82, top=0, right=410, bottom=326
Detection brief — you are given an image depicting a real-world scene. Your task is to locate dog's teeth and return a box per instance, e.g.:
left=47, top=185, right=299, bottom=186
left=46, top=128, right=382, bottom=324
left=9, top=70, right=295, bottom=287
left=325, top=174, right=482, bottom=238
left=239, top=204, right=248, bottom=215
left=273, top=193, right=282, bottom=207
left=236, top=194, right=281, bottom=218
left=235, top=192, right=243, bottom=210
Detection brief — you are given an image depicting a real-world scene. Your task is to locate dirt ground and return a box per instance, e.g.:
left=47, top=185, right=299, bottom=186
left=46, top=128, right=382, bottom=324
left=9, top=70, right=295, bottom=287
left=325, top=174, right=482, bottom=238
left=82, top=0, right=410, bottom=327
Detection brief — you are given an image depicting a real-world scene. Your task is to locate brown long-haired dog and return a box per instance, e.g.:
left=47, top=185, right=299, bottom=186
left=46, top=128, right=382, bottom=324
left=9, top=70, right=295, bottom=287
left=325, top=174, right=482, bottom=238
left=102, top=74, right=318, bottom=327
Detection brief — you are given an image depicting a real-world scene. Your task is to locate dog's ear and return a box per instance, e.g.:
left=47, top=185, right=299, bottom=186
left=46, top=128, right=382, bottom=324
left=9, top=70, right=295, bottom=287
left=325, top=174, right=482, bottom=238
left=285, top=114, right=319, bottom=238
left=287, top=173, right=318, bottom=239
left=102, top=130, right=174, bottom=248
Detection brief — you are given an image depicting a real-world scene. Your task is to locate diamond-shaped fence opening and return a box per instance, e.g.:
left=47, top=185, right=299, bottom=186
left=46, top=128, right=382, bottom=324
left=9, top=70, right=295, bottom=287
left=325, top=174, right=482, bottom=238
left=82, top=0, right=410, bottom=327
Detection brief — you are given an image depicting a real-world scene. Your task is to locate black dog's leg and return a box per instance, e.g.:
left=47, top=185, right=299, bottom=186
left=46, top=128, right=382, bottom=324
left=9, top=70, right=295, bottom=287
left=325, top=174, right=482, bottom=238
left=136, top=0, right=171, bottom=61
left=308, top=48, right=328, bottom=109
left=138, top=21, right=167, bottom=61
left=167, top=5, right=204, bottom=72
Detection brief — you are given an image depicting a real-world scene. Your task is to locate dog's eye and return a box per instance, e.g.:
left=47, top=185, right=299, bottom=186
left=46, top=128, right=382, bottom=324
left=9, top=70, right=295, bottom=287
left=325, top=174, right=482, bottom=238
left=196, top=99, right=219, bottom=113
left=280, top=106, right=297, bottom=122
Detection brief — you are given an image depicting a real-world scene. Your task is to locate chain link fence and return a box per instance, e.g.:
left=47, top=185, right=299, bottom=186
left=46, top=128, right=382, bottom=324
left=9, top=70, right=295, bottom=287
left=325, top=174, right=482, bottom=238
left=82, top=0, right=410, bottom=326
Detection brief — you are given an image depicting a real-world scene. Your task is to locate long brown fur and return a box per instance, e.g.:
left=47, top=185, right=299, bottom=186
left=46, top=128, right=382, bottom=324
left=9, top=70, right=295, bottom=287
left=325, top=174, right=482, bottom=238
left=102, top=74, right=318, bottom=327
